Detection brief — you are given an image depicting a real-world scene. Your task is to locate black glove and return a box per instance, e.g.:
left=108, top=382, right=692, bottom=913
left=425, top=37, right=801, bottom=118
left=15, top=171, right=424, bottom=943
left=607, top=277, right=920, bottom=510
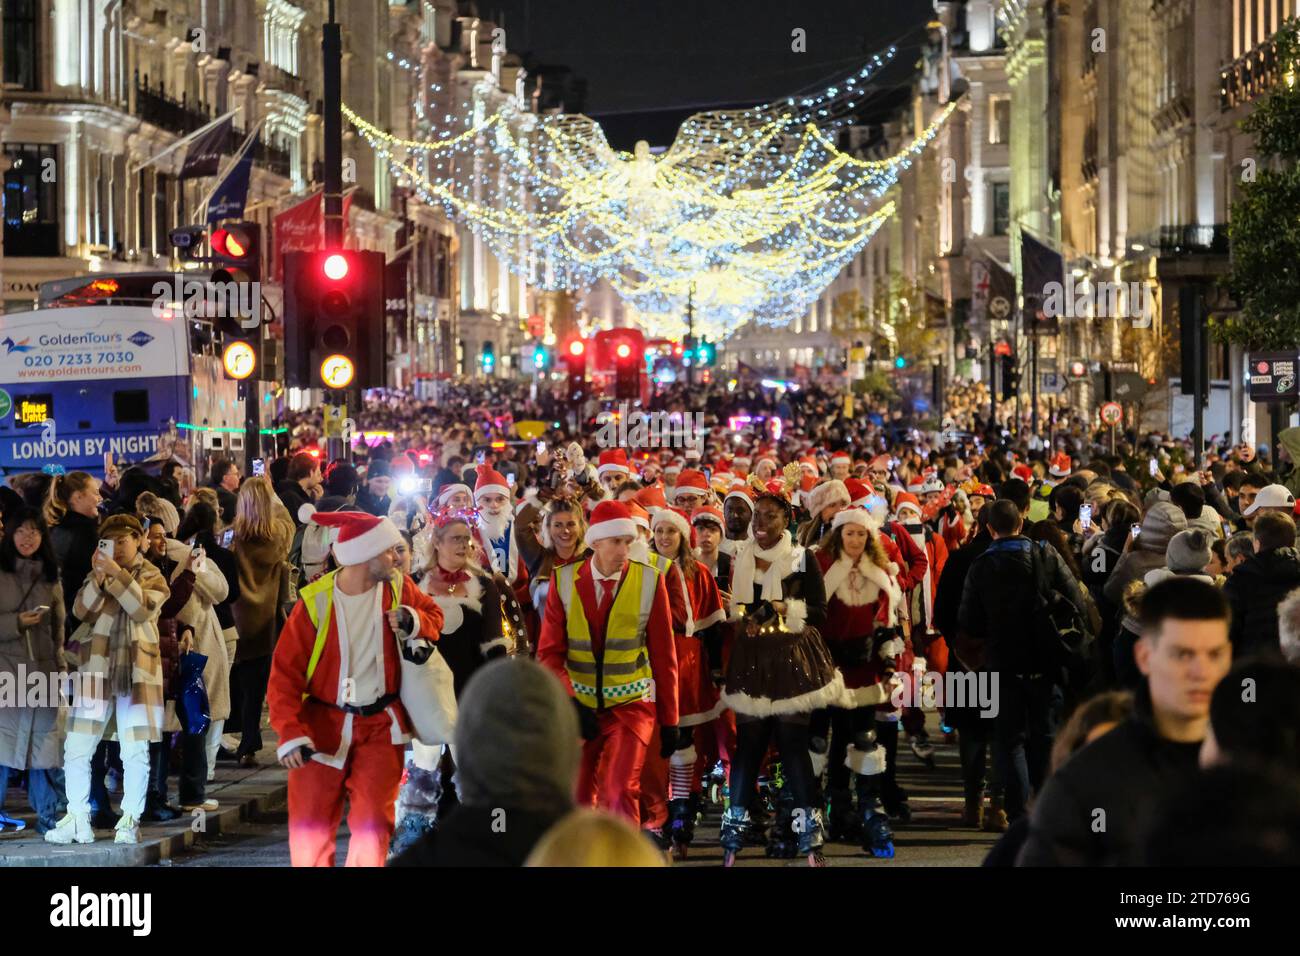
left=573, top=699, right=599, bottom=741
left=659, top=725, right=681, bottom=759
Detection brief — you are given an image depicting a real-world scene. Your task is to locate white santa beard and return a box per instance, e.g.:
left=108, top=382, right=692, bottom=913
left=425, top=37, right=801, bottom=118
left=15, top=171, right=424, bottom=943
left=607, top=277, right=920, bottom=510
left=479, top=510, right=510, bottom=542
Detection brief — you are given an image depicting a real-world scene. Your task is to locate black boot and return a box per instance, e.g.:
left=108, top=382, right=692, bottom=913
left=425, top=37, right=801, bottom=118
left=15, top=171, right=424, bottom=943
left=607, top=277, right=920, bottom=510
left=856, top=773, right=895, bottom=858
left=765, top=787, right=798, bottom=858
left=667, top=797, right=694, bottom=860
left=390, top=762, right=442, bottom=857
left=825, top=787, right=859, bottom=842
left=141, top=741, right=180, bottom=822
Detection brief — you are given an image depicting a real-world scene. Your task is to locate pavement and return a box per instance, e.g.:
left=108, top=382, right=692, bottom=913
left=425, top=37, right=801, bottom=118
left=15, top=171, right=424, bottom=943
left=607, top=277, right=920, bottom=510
left=0, top=725, right=288, bottom=868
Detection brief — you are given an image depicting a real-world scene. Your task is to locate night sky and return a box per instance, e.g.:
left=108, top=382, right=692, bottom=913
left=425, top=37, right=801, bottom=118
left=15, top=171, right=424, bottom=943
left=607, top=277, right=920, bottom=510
left=479, top=0, right=936, bottom=148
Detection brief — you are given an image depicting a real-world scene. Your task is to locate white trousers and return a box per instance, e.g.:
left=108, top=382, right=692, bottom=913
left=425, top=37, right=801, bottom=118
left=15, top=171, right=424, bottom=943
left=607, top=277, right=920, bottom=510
left=205, top=718, right=226, bottom=779
left=63, top=695, right=151, bottom=819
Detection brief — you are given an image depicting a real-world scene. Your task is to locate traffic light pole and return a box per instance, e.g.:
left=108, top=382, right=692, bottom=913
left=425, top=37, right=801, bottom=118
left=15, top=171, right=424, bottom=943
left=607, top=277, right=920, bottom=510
left=323, top=1, right=343, bottom=249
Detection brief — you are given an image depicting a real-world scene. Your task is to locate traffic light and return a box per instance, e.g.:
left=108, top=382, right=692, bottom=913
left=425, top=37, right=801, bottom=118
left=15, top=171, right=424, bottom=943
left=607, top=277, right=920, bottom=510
left=283, top=249, right=387, bottom=390
left=532, top=341, right=548, bottom=371
left=696, top=339, right=715, bottom=367
left=1000, top=353, right=1020, bottom=401
left=564, top=337, right=587, bottom=404
left=210, top=221, right=262, bottom=284
left=481, top=340, right=496, bottom=374
left=894, top=355, right=907, bottom=369
left=613, top=336, right=639, bottom=401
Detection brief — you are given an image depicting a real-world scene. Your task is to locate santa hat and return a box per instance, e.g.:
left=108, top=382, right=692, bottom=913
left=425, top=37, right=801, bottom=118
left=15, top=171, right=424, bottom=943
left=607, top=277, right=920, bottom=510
left=474, top=464, right=511, bottom=501
left=308, top=511, right=402, bottom=566
left=970, top=483, right=994, bottom=498
left=691, top=505, right=724, bottom=529
left=584, top=500, right=638, bottom=546
left=732, top=454, right=752, bottom=468
left=844, top=478, right=873, bottom=508
left=799, top=455, right=819, bottom=475
left=684, top=447, right=702, bottom=462
left=652, top=506, right=693, bottom=545
left=437, top=483, right=472, bottom=508
left=597, top=449, right=631, bottom=479
left=1049, top=452, right=1072, bottom=478
left=724, top=484, right=755, bottom=510
left=829, top=451, right=851, bottom=467
left=806, top=479, right=851, bottom=516
left=894, top=492, right=923, bottom=518
left=390, top=454, right=415, bottom=476
left=634, top=484, right=669, bottom=512
left=664, top=462, right=683, bottom=478
left=906, top=475, right=927, bottom=495
left=868, top=454, right=891, bottom=471
left=710, top=469, right=734, bottom=493
left=671, top=469, right=710, bottom=502
left=1012, top=463, right=1034, bottom=483
left=755, top=453, right=778, bottom=473
left=831, top=507, right=879, bottom=532
left=627, top=502, right=651, bottom=533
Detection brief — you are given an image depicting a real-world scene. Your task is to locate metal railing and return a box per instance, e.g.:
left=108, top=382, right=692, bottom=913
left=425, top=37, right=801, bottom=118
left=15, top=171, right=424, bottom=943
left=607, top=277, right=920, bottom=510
left=132, top=72, right=212, bottom=136
left=1220, top=37, right=1281, bottom=110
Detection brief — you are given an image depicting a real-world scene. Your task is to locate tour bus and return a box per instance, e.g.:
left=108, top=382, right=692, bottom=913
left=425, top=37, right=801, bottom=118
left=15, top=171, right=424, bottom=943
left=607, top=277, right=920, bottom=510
left=0, top=273, right=247, bottom=478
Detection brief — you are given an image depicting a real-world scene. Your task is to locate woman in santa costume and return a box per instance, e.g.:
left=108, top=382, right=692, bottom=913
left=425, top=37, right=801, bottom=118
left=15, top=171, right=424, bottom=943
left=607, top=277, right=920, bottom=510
left=536, top=500, right=680, bottom=824
left=813, top=508, right=904, bottom=857
left=690, top=505, right=736, bottom=807
left=718, top=468, right=844, bottom=867
left=638, top=506, right=726, bottom=858
left=267, top=510, right=445, bottom=867
left=392, top=509, right=508, bottom=854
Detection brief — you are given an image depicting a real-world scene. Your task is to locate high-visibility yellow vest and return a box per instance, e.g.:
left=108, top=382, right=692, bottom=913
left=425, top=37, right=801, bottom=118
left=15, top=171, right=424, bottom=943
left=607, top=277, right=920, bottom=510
left=300, top=570, right=404, bottom=700
left=553, top=558, right=660, bottom=709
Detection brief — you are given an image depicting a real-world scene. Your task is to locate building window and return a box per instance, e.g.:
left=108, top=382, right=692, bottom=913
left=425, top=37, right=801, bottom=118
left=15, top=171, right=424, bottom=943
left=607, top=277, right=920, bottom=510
left=264, top=0, right=307, bottom=77
left=3, top=0, right=38, bottom=90
left=3, top=144, right=60, bottom=257
left=989, top=95, right=1011, bottom=145
left=991, top=181, right=1011, bottom=236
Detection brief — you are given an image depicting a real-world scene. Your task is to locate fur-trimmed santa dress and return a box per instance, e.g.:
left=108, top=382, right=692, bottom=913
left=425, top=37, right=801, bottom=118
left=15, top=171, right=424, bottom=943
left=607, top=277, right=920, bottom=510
left=418, top=564, right=506, bottom=698
left=721, top=535, right=844, bottom=717
left=815, top=548, right=904, bottom=708
left=674, top=559, right=727, bottom=727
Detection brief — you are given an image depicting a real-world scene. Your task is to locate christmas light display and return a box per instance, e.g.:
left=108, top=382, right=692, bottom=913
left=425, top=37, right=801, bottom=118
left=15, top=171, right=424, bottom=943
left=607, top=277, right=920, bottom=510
left=348, top=46, right=955, bottom=338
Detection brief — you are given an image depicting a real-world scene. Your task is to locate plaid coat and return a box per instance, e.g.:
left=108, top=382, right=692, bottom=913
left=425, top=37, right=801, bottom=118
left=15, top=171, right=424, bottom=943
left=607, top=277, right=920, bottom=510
left=67, top=555, right=170, bottom=744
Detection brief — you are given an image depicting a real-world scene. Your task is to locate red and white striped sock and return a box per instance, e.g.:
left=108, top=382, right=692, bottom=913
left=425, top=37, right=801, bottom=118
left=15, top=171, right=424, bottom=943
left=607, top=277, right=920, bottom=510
left=669, top=762, right=695, bottom=801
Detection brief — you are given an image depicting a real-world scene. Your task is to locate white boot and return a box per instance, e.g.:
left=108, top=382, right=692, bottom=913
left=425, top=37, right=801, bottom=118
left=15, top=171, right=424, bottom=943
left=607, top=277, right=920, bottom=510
left=114, top=814, right=141, bottom=844
left=45, top=812, right=95, bottom=845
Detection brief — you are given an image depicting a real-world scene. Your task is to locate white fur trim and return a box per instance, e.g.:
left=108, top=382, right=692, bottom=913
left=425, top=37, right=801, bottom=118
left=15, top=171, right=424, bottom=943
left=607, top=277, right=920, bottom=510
left=652, top=508, right=691, bottom=541
left=276, top=736, right=314, bottom=760
left=838, top=681, right=892, bottom=708
left=721, top=670, right=847, bottom=717
left=822, top=553, right=900, bottom=610
left=845, top=743, right=887, bottom=776
left=474, top=483, right=510, bottom=501
left=437, top=483, right=472, bottom=507
left=830, top=507, right=873, bottom=532
left=596, top=462, right=631, bottom=477
left=678, top=699, right=725, bottom=727
left=878, top=637, right=904, bottom=659
left=585, top=517, right=637, bottom=545
left=332, top=517, right=403, bottom=565
left=668, top=744, right=698, bottom=768
left=298, top=503, right=317, bottom=524
left=694, top=607, right=726, bottom=631
left=480, top=636, right=509, bottom=654
left=783, top=597, right=808, bottom=635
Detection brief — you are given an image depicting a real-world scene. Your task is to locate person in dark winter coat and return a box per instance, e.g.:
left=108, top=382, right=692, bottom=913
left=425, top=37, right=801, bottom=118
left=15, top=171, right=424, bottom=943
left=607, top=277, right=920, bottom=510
left=354, top=459, right=393, bottom=518
left=45, top=472, right=103, bottom=639
left=389, top=657, right=579, bottom=867
left=275, top=453, right=321, bottom=529
left=1016, top=578, right=1232, bottom=866
left=957, top=500, right=1091, bottom=824
left=1223, top=511, right=1300, bottom=660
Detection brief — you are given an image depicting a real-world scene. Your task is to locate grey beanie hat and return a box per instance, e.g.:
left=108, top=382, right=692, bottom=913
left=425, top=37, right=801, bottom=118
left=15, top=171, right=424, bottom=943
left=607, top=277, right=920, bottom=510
left=453, top=657, right=580, bottom=812
left=1140, top=501, right=1188, bottom=552
left=1166, top=528, right=1212, bottom=574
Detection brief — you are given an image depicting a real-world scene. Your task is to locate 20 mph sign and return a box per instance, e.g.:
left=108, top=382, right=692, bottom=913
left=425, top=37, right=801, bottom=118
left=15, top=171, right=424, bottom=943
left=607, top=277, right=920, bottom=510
left=1100, top=402, right=1123, bottom=426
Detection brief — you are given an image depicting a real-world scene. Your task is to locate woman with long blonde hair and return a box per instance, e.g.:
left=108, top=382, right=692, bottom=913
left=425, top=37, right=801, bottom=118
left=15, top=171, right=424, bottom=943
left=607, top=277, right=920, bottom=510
left=227, top=476, right=295, bottom=768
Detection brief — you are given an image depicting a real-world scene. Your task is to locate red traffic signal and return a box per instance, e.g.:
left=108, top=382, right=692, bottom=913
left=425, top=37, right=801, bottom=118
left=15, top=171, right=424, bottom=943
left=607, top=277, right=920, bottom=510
left=323, top=253, right=349, bottom=281
left=568, top=339, right=586, bottom=357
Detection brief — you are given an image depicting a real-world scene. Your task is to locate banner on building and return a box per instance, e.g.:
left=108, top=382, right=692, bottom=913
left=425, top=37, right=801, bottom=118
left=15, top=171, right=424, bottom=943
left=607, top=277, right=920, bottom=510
left=179, top=115, right=234, bottom=180
left=272, top=191, right=355, bottom=280
left=206, top=133, right=257, bottom=226
left=1021, top=231, right=1064, bottom=334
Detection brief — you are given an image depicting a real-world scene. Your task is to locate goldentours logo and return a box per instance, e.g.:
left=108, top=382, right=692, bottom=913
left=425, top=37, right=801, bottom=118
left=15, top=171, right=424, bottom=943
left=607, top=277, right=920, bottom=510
left=50, top=886, right=152, bottom=936
left=1042, top=276, right=1154, bottom=329
left=595, top=402, right=705, bottom=451
left=152, top=276, right=261, bottom=328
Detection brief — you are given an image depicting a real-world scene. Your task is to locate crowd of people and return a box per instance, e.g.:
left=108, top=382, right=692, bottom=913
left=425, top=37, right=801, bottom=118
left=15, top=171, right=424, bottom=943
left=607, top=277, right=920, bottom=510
left=2, top=371, right=1299, bottom=866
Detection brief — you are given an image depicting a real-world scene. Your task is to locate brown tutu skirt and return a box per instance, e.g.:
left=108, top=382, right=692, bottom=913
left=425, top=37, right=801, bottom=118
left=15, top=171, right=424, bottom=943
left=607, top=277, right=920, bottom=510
left=721, top=626, right=846, bottom=717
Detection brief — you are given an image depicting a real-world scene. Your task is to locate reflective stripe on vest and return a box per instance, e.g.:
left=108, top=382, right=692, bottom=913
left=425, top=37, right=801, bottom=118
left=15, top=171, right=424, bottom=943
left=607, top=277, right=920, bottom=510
left=300, top=570, right=403, bottom=701
left=554, top=558, right=659, bottom=708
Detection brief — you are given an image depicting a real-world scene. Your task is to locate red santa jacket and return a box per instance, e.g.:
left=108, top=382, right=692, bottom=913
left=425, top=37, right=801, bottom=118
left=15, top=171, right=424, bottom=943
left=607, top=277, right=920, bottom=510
left=816, top=549, right=904, bottom=706
left=537, top=556, right=680, bottom=729
left=268, top=572, right=444, bottom=768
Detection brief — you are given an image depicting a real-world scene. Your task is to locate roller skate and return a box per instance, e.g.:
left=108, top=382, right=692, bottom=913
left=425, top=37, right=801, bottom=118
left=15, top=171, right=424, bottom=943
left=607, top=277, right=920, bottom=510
left=862, top=808, right=895, bottom=859
left=765, top=789, right=799, bottom=859
left=389, top=762, right=442, bottom=858
left=795, top=805, right=828, bottom=867
left=909, top=729, right=937, bottom=768
left=667, top=797, right=696, bottom=861
left=719, top=805, right=749, bottom=867
left=706, top=760, right=728, bottom=806
left=825, top=787, right=860, bottom=843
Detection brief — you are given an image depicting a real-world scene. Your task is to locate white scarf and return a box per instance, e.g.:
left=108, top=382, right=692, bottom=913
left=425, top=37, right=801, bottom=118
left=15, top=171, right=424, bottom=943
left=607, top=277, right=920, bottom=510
left=729, top=534, right=801, bottom=617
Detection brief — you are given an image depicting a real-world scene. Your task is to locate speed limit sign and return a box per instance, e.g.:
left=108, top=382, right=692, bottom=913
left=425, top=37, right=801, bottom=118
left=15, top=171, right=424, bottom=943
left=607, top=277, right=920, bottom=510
left=1100, top=402, right=1123, bottom=426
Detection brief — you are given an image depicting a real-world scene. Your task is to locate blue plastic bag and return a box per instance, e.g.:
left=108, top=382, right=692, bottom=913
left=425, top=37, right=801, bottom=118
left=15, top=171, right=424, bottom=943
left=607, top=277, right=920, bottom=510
left=178, top=652, right=211, bottom=736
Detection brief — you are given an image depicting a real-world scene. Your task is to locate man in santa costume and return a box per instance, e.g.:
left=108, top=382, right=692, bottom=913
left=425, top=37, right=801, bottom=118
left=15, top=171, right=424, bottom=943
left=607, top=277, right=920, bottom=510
left=537, top=500, right=680, bottom=824
left=670, top=468, right=711, bottom=514
left=469, top=463, right=531, bottom=660
left=829, top=451, right=852, bottom=482
left=596, top=448, right=632, bottom=499
left=268, top=510, right=445, bottom=866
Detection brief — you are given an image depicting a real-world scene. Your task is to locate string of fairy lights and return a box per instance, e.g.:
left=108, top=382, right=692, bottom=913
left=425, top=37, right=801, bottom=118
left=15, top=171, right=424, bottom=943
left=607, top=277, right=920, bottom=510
left=350, top=43, right=956, bottom=340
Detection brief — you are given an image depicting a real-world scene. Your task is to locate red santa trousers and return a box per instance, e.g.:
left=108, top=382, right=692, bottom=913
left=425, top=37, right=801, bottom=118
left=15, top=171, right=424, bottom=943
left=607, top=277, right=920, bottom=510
left=287, top=712, right=405, bottom=867
left=578, top=700, right=655, bottom=825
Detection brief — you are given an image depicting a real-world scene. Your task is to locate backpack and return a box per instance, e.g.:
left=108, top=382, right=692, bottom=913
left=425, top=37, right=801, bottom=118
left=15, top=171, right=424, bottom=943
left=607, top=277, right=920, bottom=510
left=1028, top=542, right=1093, bottom=686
